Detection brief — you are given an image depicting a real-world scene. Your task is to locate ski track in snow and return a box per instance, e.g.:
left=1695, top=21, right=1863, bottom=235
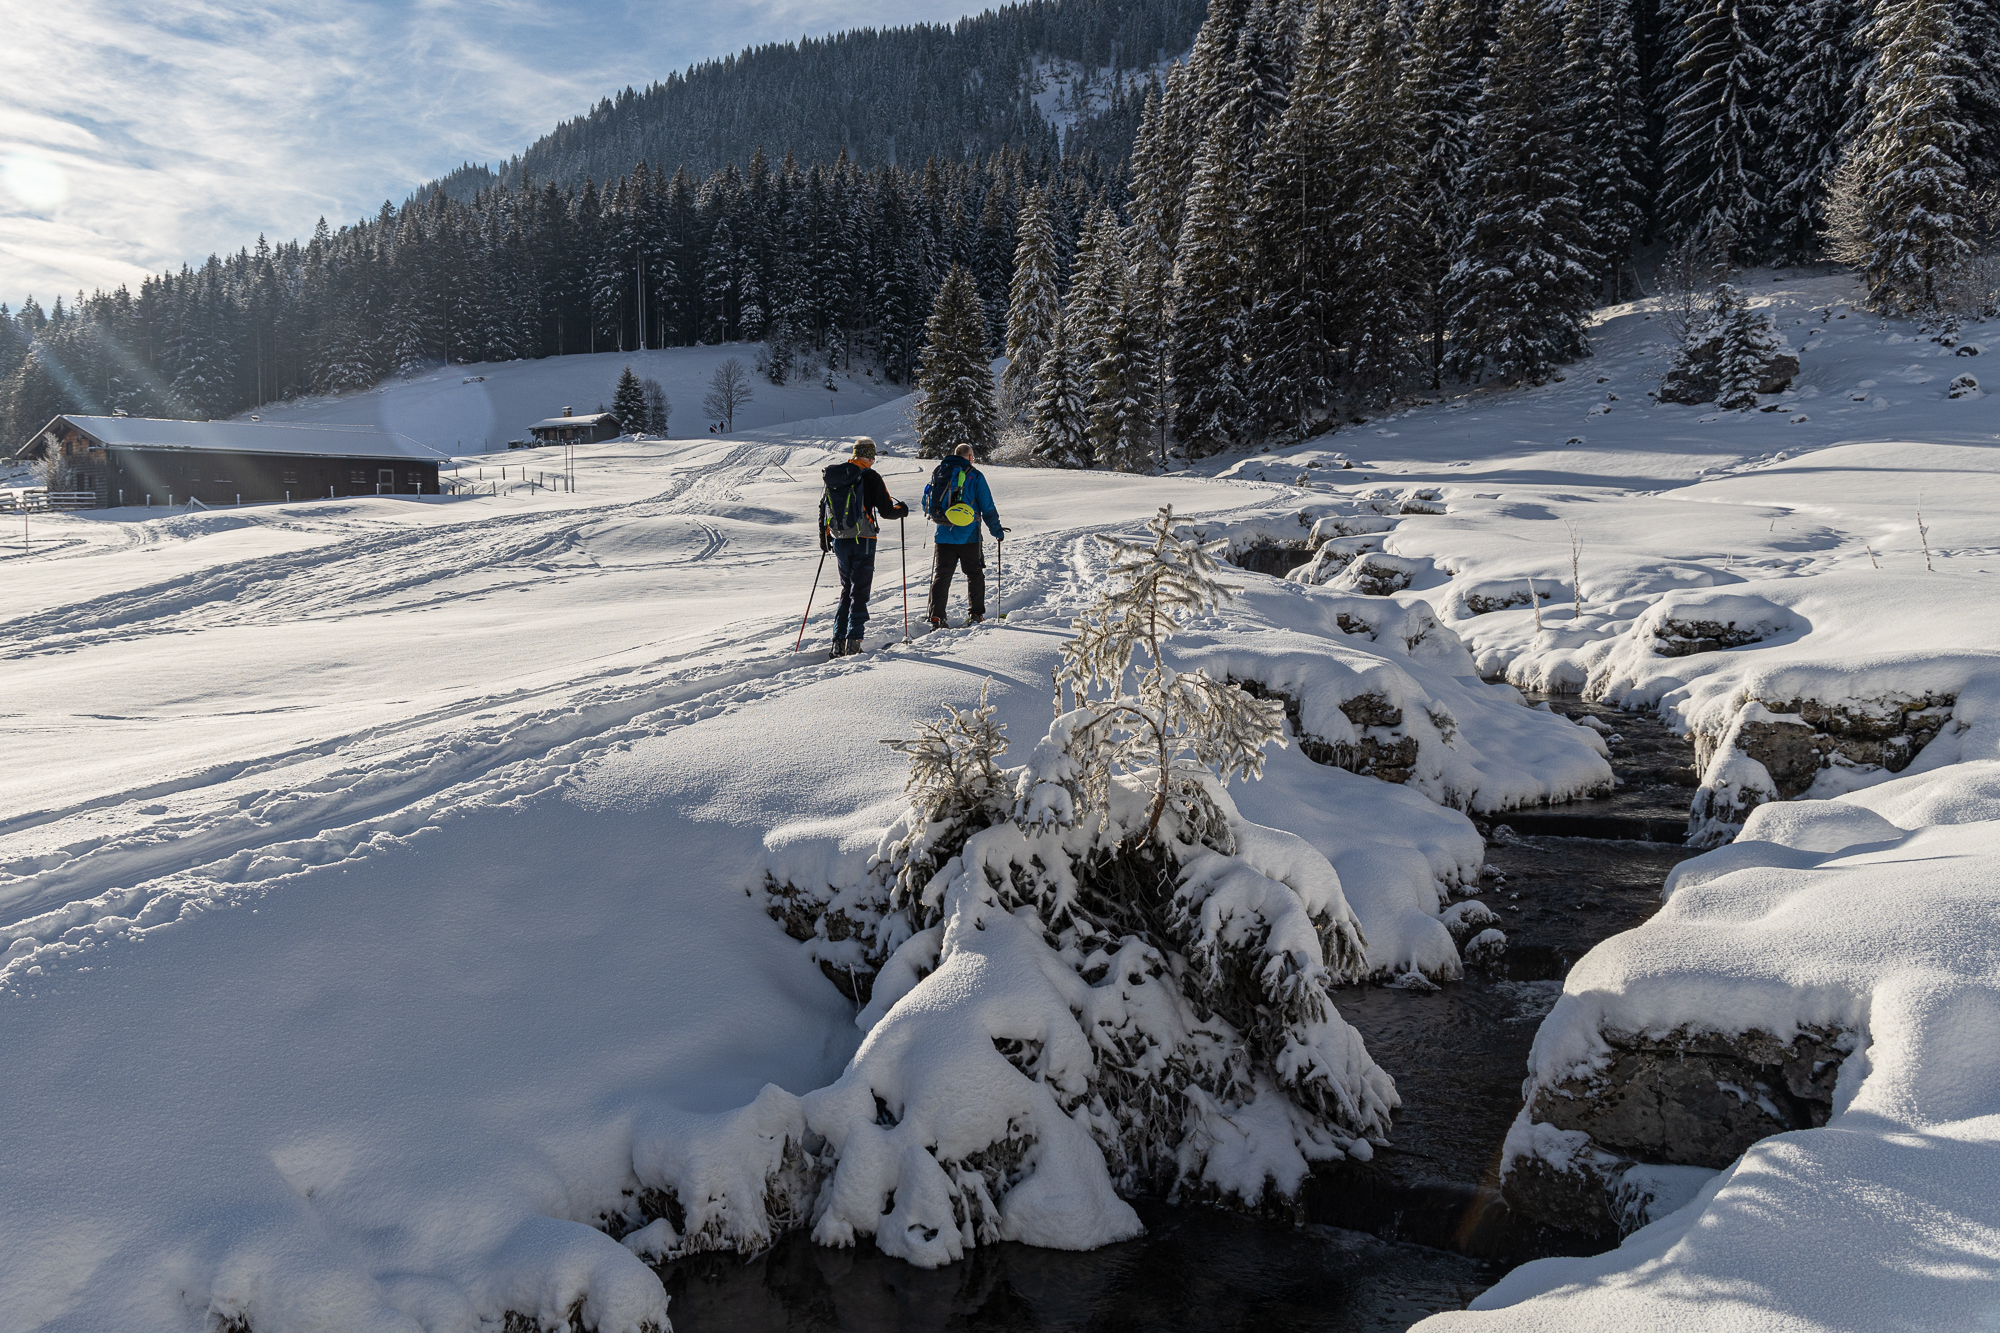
left=0, top=449, right=1287, bottom=989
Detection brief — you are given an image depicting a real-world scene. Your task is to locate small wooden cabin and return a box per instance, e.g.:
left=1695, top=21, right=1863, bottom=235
left=12, top=416, right=447, bottom=508
left=527, top=408, right=622, bottom=445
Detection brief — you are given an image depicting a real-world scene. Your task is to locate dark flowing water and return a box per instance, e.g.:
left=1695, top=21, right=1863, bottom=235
left=663, top=1203, right=1494, bottom=1333
left=662, top=697, right=1701, bottom=1331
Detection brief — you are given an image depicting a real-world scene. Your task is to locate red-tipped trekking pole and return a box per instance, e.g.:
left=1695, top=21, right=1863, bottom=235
left=793, top=547, right=829, bottom=652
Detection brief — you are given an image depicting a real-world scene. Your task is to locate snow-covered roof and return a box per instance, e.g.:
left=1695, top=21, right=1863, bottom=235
left=35, top=415, right=449, bottom=462
left=528, top=413, right=619, bottom=431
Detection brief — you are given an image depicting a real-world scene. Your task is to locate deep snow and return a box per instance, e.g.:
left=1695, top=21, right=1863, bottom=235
left=4, top=269, right=1998, bottom=1331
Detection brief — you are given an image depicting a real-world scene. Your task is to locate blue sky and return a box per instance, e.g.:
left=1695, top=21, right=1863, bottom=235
left=1, top=0, right=996, bottom=311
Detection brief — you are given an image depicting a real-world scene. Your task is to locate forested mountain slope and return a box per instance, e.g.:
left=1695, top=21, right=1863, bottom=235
left=430, top=0, right=1202, bottom=196
left=5, top=0, right=1998, bottom=465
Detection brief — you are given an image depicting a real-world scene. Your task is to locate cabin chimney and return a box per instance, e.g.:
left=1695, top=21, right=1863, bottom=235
left=562, top=406, right=572, bottom=417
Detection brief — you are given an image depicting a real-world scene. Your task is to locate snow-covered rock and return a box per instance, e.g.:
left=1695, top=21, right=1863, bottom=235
left=1436, top=760, right=2000, bottom=1329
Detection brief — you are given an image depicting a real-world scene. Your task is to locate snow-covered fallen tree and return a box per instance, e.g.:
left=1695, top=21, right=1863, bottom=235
left=625, top=509, right=1397, bottom=1267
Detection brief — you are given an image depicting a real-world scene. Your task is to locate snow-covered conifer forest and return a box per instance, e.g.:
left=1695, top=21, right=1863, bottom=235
left=9, top=0, right=2000, bottom=445
left=6, top=0, right=2000, bottom=1329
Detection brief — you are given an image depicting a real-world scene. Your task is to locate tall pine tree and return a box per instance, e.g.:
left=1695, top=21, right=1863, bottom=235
left=1766, top=0, right=1862, bottom=263
left=1832, top=0, right=1980, bottom=311
left=916, top=264, right=998, bottom=459
left=1002, top=185, right=1061, bottom=419
left=611, top=364, right=647, bottom=429
left=1030, top=317, right=1094, bottom=468
left=1404, top=0, right=1488, bottom=386
left=1565, top=0, right=1651, bottom=296
left=1170, top=89, right=1254, bottom=454
left=1447, top=0, right=1600, bottom=383
left=1662, top=0, right=1774, bottom=255
left=1247, top=3, right=1343, bottom=440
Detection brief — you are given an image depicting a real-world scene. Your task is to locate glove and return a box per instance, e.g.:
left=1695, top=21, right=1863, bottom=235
left=819, top=527, right=831, bottom=553
left=890, top=501, right=910, bottom=519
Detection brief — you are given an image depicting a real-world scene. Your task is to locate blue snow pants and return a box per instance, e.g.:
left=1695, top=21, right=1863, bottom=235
left=833, top=538, right=877, bottom=642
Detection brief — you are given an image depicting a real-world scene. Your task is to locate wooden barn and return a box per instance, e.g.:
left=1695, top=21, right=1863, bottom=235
left=527, top=408, right=622, bottom=445
left=11, top=415, right=449, bottom=508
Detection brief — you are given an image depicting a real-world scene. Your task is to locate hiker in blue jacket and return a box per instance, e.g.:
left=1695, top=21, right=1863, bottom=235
left=924, top=444, right=1004, bottom=627
left=819, top=437, right=908, bottom=658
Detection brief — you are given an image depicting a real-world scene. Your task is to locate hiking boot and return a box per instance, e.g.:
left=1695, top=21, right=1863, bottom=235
left=969, top=615, right=985, bottom=624
left=843, top=638, right=864, bottom=656
left=927, top=617, right=946, bottom=630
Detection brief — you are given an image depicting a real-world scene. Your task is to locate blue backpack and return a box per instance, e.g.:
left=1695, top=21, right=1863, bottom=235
left=923, top=457, right=971, bottom=525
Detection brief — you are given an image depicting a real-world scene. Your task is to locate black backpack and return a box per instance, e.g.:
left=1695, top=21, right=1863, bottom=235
left=923, top=457, right=969, bottom=524
left=822, top=464, right=871, bottom=540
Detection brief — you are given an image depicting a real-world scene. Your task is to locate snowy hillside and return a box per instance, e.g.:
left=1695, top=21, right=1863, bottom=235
left=236, top=346, right=906, bottom=454
left=4, top=271, right=1998, bottom=1332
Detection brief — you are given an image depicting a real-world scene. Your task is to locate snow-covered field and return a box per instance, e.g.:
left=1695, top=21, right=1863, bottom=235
left=6, top=272, right=1998, bottom=1331
left=236, top=345, right=907, bottom=454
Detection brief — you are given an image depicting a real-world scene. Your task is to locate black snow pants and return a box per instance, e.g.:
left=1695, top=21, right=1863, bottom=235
left=928, top=540, right=985, bottom=621
left=833, top=538, right=877, bottom=641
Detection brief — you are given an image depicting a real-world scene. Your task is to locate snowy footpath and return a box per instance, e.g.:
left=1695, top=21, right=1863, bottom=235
left=4, top=273, right=1998, bottom=1331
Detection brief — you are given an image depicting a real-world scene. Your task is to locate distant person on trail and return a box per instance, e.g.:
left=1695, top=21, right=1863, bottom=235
left=819, top=437, right=909, bottom=659
left=924, top=443, right=1004, bottom=628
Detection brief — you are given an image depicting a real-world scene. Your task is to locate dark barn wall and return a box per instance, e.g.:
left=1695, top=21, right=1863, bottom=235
left=102, top=449, right=439, bottom=506
left=529, top=419, right=619, bottom=445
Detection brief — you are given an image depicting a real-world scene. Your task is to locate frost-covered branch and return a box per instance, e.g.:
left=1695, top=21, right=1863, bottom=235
left=1057, top=505, right=1287, bottom=842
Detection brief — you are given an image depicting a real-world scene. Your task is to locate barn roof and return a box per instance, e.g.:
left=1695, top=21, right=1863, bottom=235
left=528, top=413, right=620, bottom=431
left=19, top=416, right=450, bottom=462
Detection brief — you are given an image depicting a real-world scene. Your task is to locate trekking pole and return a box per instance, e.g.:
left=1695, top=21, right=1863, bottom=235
left=995, top=536, right=1005, bottom=621
left=900, top=516, right=911, bottom=640
left=793, top=547, right=829, bottom=652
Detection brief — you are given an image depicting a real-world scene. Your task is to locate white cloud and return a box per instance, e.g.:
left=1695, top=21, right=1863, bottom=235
left=0, top=0, right=995, bottom=310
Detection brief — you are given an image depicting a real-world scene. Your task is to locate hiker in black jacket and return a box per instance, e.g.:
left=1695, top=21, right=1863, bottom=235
left=818, top=437, right=909, bottom=658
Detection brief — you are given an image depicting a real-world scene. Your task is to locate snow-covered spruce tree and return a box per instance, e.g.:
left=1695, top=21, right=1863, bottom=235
left=1564, top=0, right=1651, bottom=298
left=641, top=378, right=671, bottom=437
left=1001, top=186, right=1060, bottom=420
left=1712, top=284, right=1781, bottom=407
left=916, top=264, right=998, bottom=459
left=644, top=508, right=1394, bottom=1267
left=1828, top=0, right=1980, bottom=313
left=1125, top=85, right=1179, bottom=467
left=1171, top=110, right=1254, bottom=455
left=1247, top=3, right=1344, bottom=439
left=1961, top=0, right=2000, bottom=190
left=1766, top=0, right=1864, bottom=265
left=1403, top=0, right=1487, bottom=389
left=1030, top=317, right=1094, bottom=469
left=1091, top=284, right=1156, bottom=474
left=1661, top=0, right=1774, bottom=257
left=1445, top=0, right=1600, bottom=383
left=1063, top=210, right=1117, bottom=378
left=1325, top=0, right=1425, bottom=408
left=611, top=365, right=647, bottom=431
